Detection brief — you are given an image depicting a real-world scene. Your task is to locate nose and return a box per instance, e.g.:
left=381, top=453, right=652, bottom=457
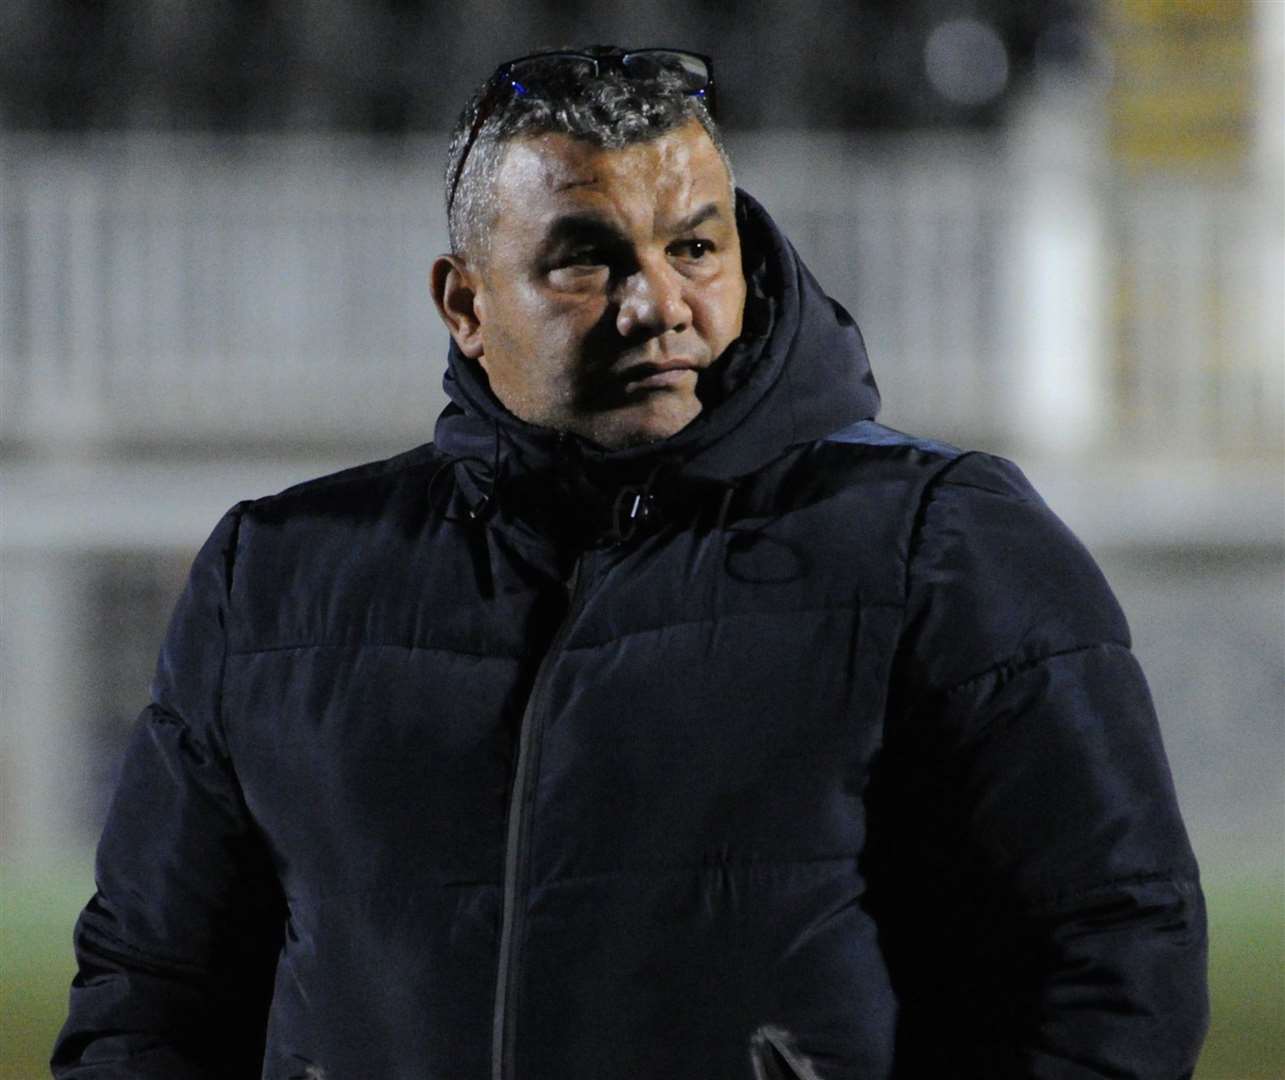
left=615, top=256, right=692, bottom=339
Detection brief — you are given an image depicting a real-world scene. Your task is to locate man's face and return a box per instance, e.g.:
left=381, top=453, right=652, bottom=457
left=437, top=120, right=746, bottom=449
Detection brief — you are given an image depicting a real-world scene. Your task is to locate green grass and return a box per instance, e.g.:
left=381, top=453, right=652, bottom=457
left=1200, top=864, right=1285, bottom=1079
left=3, top=859, right=1281, bottom=1079
left=1, top=861, right=91, bottom=1080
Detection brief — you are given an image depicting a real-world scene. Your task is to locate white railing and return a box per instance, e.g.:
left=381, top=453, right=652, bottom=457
left=1, top=134, right=450, bottom=446
left=1113, top=179, right=1283, bottom=457
left=2, top=130, right=1280, bottom=458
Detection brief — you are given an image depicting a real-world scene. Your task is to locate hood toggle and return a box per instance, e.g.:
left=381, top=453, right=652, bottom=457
left=605, top=456, right=683, bottom=545
left=609, top=485, right=657, bottom=545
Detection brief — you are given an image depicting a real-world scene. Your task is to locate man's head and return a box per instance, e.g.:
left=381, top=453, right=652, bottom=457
left=431, top=47, right=747, bottom=449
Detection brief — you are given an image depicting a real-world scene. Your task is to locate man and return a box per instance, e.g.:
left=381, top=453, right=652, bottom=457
left=54, top=47, right=1207, bottom=1079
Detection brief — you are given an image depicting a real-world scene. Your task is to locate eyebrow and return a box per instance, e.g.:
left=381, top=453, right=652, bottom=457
left=669, top=202, right=724, bottom=234
left=540, top=214, right=625, bottom=252
left=541, top=202, right=727, bottom=248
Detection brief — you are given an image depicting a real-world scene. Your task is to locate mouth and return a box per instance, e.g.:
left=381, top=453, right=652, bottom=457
left=619, top=359, right=701, bottom=394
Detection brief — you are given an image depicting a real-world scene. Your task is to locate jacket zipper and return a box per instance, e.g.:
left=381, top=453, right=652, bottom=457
left=491, top=552, right=590, bottom=1080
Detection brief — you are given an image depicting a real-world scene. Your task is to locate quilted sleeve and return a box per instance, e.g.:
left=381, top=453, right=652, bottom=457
left=51, top=507, right=284, bottom=1079
left=872, top=453, right=1208, bottom=1079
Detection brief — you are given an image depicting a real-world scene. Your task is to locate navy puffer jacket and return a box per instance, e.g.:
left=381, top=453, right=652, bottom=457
left=54, top=194, right=1207, bottom=1079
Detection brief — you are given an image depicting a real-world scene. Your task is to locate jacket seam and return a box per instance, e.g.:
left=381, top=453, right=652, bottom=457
left=75, top=919, right=211, bottom=979
left=276, top=851, right=860, bottom=902
left=225, top=641, right=521, bottom=660
left=931, top=639, right=1133, bottom=700
left=886, top=452, right=986, bottom=724
left=900, top=450, right=986, bottom=612
left=223, top=604, right=905, bottom=659
left=534, top=851, right=862, bottom=889
left=564, top=600, right=901, bottom=653
left=1024, top=869, right=1204, bottom=915
left=929, top=474, right=1035, bottom=501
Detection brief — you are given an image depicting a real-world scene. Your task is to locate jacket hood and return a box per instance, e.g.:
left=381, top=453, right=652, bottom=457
left=432, top=191, right=879, bottom=533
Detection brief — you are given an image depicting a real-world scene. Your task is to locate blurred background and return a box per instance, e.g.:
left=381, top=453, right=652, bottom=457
left=1, top=0, right=1281, bottom=1076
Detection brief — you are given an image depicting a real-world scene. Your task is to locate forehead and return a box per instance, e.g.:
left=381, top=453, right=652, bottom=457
left=490, top=121, right=732, bottom=237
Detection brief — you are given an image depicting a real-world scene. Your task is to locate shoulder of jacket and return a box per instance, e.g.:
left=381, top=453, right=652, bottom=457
left=238, top=441, right=443, bottom=520
left=925, top=448, right=1042, bottom=504
left=814, top=420, right=1023, bottom=506
left=821, top=421, right=1037, bottom=499
left=821, top=419, right=966, bottom=466
left=897, top=441, right=1129, bottom=674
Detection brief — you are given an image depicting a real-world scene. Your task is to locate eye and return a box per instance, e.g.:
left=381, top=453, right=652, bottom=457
left=546, top=249, right=611, bottom=287
left=668, top=238, right=715, bottom=261
left=562, top=247, right=606, bottom=267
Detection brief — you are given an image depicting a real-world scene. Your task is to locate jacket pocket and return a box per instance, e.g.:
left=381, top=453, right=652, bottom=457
left=749, top=1025, right=823, bottom=1080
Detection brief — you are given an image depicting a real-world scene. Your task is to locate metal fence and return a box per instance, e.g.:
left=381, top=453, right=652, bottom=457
left=2, top=130, right=1280, bottom=458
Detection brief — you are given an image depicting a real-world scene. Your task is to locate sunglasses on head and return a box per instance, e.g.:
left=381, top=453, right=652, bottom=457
left=447, top=48, right=716, bottom=217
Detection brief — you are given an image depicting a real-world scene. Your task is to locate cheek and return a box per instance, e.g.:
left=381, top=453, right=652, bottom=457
left=479, top=284, right=544, bottom=372
left=482, top=277, right=608, bottom=371
left=479, top=318, right=524, bottom=374
left=696, top=276, right=747, bottom=349
left=537, top=294, right=611, bottom=363
left=485, top=303, right=593, bottom=396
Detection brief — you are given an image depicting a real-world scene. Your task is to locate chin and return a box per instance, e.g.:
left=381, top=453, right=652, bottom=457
left=585, top=396, right=703, bottom=450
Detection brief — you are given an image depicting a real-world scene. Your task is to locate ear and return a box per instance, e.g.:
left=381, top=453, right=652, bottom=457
left=430, top=255, right=486, bottom=359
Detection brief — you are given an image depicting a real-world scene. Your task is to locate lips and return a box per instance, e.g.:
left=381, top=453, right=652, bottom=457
left=620, top=359, right=701, bottom=393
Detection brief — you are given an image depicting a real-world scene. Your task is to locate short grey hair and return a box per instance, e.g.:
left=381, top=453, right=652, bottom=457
left=445, top=54, right=734, bottom=263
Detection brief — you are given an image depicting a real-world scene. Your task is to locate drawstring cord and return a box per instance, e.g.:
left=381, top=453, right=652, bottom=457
left=427, top=420, right=505, bottom=523
left=428, top=423, right=751, bottom=576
